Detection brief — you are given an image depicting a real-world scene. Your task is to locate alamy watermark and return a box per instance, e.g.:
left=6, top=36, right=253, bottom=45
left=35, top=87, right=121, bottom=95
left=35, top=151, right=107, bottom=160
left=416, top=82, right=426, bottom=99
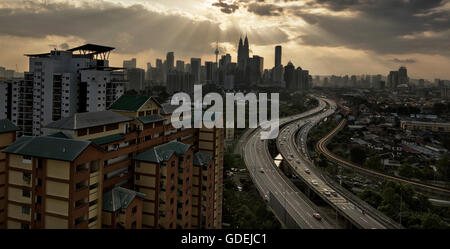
left=170, top=85, right=279, bottom=139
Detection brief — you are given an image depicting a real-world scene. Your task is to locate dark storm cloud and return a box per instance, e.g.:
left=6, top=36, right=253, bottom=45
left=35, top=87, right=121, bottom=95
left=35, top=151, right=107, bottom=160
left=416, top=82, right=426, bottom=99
left=247, top=2, right=284, bottom=16
left=290, top=0, right=450, bottom=55
left=0, top=1, right=289, bottom=56
left=59, top=43, right=69, bottom=50
left=212, top=0, right=240, bottom=14
left=392, top=58, right=417, bottom=64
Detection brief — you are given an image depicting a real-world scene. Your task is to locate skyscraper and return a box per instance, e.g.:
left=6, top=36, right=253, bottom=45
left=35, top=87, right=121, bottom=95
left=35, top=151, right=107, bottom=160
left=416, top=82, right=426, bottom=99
left=166, top=52, right=175, bottom=72
left=190, top=58, right=201, bottom=83
left=399, top=66, right=409, bottom=85
left=237, top=35, right=249, bottom=71
left=176, top=60, right=185, bottom=72
left=123, top=58, right=137, bottom=69
left=275, top=45, right=282, bottom=68
left=284, top=62, right=296, bottom=90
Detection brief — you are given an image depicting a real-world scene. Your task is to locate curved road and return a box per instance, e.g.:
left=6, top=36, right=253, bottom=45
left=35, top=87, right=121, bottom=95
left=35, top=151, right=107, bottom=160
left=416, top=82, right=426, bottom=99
left=277, top=98, right=389, bottom=229
left=317, top=118, right=450, bottom=195
left=241, top=98, right=334, bottom=229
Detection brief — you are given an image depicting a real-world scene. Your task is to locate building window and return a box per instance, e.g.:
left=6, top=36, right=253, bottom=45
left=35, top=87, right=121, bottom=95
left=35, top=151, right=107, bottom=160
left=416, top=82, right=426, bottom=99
left=89, top=199, right=98, bottom=207
left=22, top=155, right=32, bottom=164
left=135, top=175, right=140, bottom=181
left=89, top=126, right=104, bottom=134
left=21, top=223, right=30, bottom=229
left=22, top=189, right=31, bottom=198
left=22, top=206, right=30, bottom=215
left=77, top=129, right=88, bottom=136
left=23, top=172, right=31, bottom=183
left=106, top=123, right=119, bottom=131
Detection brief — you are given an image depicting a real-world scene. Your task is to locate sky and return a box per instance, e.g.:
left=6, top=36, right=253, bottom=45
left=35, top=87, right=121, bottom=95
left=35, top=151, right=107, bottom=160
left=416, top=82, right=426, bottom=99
left=0, top=0, right=449, bottom=80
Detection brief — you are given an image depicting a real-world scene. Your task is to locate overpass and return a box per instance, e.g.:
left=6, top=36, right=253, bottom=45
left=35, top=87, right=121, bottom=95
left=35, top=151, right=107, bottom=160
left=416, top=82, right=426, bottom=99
left=277, top=98, right=401, bottom=229
left=239, top=98, right=335, bottom=228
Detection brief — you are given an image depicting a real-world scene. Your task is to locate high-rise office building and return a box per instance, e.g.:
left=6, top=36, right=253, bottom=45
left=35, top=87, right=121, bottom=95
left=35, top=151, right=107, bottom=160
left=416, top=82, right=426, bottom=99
left=166, top=71, right=194, bottom=94
left=237, top=36, right=249, bottom=71
left=176, top=60, right=185, bottom=72
left=275, top=45, right=282, bottom=68
left=123, top=58, right=137, bottom=69
left=398, top=66, right=409, bottom=85
left=190, top=58, right=201, bottom=84
left=284, top=62, right=296, bottom=90
left=388, top=71, right=399, bottom=88
left=126, top=68, right=146, bottom=92
left=12, top=44, right=126, bottom=137
left=167, top=52, right=175, bottom=72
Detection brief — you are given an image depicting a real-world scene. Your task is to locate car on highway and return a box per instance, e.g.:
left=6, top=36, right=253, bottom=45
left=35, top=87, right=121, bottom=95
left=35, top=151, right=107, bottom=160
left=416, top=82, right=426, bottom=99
left=311, top=180, right=318, bottom=186
left=296, top=159, right=301, bottom=164
left=323, top=189, right=331, bottom=196
left=304, top=168, right=311, bottom=174
left=312, top=213, right=322, bottom=220
left=330, top=190, right=337, bottom=197
left=259, top=168, right=265, bottom=173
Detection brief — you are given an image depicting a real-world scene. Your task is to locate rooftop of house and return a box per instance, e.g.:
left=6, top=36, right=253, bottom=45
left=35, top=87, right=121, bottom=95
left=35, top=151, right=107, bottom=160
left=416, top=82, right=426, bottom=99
left=45, top=110, right=133, bottom=130
left=193, top=152, right=212, bottom=167
left=108, top=95, right=161, bottom=112
left=134, top=141, right=191, bottom=163
left=137, top=114, right=167, bottom=125
left=102, top=187, right=145, bottom=212
left=2, top=136, right=93, bottom=162
left=0, top=119, right=19, bottom=134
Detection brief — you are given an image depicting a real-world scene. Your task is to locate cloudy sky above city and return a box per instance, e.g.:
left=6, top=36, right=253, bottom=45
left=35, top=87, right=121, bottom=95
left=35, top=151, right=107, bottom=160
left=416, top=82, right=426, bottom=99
left=0, top=0, right=449, bottom=80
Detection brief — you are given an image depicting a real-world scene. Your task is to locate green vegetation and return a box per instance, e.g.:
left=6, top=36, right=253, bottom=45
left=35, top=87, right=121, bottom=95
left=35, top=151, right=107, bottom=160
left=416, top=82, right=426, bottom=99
left=437, top=154, right=450, bottom=181
left=359, top=180, right=449, bottom=229
left=222, top=153, right=281, bottom=229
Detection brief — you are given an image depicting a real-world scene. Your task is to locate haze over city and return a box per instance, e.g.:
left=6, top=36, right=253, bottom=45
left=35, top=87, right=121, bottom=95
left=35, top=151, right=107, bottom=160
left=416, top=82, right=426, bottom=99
left=0, top=0, right=450, bottom=80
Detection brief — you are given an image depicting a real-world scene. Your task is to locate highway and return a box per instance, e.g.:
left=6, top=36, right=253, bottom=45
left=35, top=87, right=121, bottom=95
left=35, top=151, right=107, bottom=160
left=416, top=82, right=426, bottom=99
left=277, top=98, right=389, bottom=229
left=317, top=118, right=450, bottom=195
left=241, top=98, right=334, bottom=229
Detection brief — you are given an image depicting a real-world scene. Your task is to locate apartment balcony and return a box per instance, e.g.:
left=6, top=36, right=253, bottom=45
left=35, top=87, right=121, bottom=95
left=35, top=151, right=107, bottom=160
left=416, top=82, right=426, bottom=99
left=103, top=158, right=130, bottom=175
left=74, top=168, right=90, bottom=183
left=103, top=172, right=130, bottom=190
left=73, top=186, right=89, bottom=201
left=74, top=220, right=89, bottom=229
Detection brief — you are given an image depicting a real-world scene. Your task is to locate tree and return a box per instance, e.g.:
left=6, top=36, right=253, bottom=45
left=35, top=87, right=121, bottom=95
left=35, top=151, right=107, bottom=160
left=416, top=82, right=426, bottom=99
left=421, top=213, right=448, bottom=229
left=437, top=154, right=450, bottom=181
left=365, top=155, right=383, bottom=171
left=350, top=147, right=367, bottom=165
left=398, top=163, right=415, bottom=178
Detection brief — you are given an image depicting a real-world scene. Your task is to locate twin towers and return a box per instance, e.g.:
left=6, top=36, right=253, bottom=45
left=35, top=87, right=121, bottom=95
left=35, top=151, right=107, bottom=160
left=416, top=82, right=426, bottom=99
left=237, top=35, right=250, bottom=70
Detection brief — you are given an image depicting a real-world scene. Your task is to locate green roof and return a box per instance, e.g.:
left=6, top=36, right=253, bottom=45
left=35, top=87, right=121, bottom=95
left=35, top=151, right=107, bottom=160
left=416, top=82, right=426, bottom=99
left=193, top=152, right=212, bottom=166
left=90, top=133, right=125, bottom=146
left=2, top=136, right=92, bottom=162
left=108, top=95, right=161, bottom=112
left=0, top=119, right=19, bottom=134
left=47, top=132, right=70, bottom=139
left=134, top=141, right=191, bottom=163
left=102, top=187, right=145, bottom=212
left=137, top=114, right=166, bottom=125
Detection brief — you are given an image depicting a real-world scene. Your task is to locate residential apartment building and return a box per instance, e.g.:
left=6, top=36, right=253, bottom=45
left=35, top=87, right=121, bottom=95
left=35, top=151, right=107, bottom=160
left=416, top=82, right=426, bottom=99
left=3, top=95, right=224, bottom=229
left=0, top=80, right=13, bottom=120
left=3, top=136, right=104, bottom=229
left=10, top=44, right=126, bottom=137
left=0, top=119, right=19, bottom=228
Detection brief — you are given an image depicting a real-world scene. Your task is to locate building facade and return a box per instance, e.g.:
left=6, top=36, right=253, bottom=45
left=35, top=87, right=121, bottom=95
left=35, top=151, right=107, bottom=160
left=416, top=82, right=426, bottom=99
left=13, top=44, right=126, bottom=137
left=3, top=95, right=224, bottom=229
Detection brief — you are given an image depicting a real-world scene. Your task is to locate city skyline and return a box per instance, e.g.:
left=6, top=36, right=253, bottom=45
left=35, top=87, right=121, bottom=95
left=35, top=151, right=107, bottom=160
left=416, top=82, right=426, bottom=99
left=0, top=0, right=449, bottom=80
